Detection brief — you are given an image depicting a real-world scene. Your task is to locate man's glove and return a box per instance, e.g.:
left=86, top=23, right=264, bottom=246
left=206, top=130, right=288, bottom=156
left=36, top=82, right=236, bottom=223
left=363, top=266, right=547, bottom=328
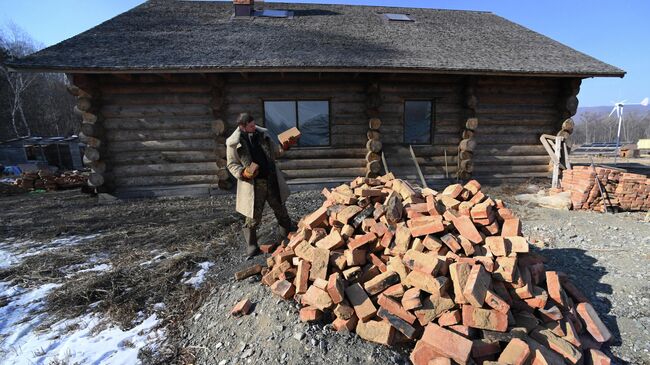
left=242, top=162, right=259, bottom=181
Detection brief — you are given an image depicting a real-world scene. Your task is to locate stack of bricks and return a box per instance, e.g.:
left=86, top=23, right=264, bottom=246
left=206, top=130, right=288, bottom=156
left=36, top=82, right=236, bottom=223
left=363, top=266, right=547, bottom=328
left=615, top=173, right=650, bottom=211
left=247, top=174, right=613, bottom=364
left=561, top=166, right=649, bottom=212
left=16, top=170, right=88, bottom=191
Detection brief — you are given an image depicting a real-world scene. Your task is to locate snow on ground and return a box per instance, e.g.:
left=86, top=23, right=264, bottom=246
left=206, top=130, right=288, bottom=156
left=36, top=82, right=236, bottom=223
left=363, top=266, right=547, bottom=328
left=0, top=235, right=165, bottom=364
left=183, top=261, right=215, bottom=288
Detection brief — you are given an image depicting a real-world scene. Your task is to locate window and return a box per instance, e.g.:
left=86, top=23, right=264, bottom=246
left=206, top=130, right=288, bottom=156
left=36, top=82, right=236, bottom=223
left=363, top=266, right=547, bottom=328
left=383, top=13, right=414, bottom=21
left=264, top=100, right=330, bottom=147
left=404, top=100, right=434, bottom=144
left=254, top=9, right=294, bottom=18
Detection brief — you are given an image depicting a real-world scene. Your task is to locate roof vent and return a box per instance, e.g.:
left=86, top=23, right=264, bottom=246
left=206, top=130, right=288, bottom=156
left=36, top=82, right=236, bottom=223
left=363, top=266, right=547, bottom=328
left=383, top=13, right=413, bottom=22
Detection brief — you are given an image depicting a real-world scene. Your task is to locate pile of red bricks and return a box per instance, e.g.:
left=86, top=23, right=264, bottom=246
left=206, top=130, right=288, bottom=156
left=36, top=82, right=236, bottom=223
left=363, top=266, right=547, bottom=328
left=254, top=174, right=613, bottom=364
left=16, top=170, right=87, bottom=191
left=561, top=166, right=649, bottom=212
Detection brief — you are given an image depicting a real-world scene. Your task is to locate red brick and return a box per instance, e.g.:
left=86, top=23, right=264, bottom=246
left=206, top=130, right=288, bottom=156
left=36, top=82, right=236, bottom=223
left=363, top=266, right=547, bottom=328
left=538, top=306, right=563, bottom=322
left=355, top=319, right=395, bottom=345
left=230, top=298, right=252, bottom=316
left=380, top=230, right=394, bottom=248
left=587, top=349, right=611, bottom=365
left=451, top=215, right=483, bottom=244
left=295, top=260, right=311, bottom=294
left=420, top=323, right=473, bottom=364
left=426, top=195, right=442, bottom=216
left=299, top=306, right=322, bottom=322
left=259, top=242, right=277, bottom=254
left=326, top=272, right=345, bottom=304
left=342, top=266, right=362, bottom=281
left=309, top=247, right=329, bottom=281
left=437, top=309, right=461, bottom=326
left=498, top=338, right=531, bottom=365
left=561, top=279, right=589, bottom=304
left=345, top=283, right=377, bottom=322
left=334, top=302, right=355, bottom=320
left=545, top=271, right=568, bottom=308
left=383, top=283, right=405, bottom=298
left=501, top=218, right=522, bottom=237
left=462, top=305, right=508, bottom=332
left=315, top=229, right=344, bottom=250
left=406, top=271, right=448, bottom=296
left=458, top=235, right=475, bottom=256
left=301, top=285, right=333, bottom=310
left=484, top=289, right=511, bottom=314
left=332, top=314, right=358, bottom=332
left=449, top=262, right=471, bottom=304
left=523, top=286, right=549, bottom=309
left=394, top=223, right=412, bottom=254
left=304, top=206, right=328, bottom=229
left=530, top=327, right=582, bottom=364
left=344, top=248, right=366, bottom=266
left=403, top=249, right=442, bottom=275
left=576, top=303, right=612, bottom=343
left=377, top=307, right=417, bottom=339
left=271, top=279, right=295, bottom=300
left=364, top=270, right=400, bottom=295
left=348, top=232, right=377, bottom=250
left=485, top=236, right=510, bottom=256
left=410, top=340, right=444, bottom=365
left=378, top=294, right=417, bottom=324
left=427, top=358, right=451, bottom=365
left=422, top=234, right=444, bottom=253
left=462, top=264, right=491, bottom=307
left=471, top=339, right=501, bottom=358
left=494, top=257, right=517, bottom=282
left=440, top=233, right=462, bottom=253
left=415, top=295, right=455, bottom=325
left=441, top=183, right=464, bottom=198
left=506, top=236, right=529, bottom=253
left=402, top=287, right=422, bottom=310
left=410, top=220, right=445, bottom=237
left=336, top=205, right=362, bottom=224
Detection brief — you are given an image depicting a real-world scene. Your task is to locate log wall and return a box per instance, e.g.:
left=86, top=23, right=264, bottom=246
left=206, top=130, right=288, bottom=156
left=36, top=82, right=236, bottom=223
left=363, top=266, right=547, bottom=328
left=82, top=72, right=574, bottom=193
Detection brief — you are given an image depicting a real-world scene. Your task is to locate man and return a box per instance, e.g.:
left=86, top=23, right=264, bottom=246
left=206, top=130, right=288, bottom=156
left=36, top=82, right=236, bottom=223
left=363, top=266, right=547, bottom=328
left=226, top=112, right=297, bottom=256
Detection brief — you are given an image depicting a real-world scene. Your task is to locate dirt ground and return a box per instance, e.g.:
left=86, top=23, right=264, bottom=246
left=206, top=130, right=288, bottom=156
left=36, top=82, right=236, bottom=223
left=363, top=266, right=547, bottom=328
left=0, top=182, right=649, bottom=364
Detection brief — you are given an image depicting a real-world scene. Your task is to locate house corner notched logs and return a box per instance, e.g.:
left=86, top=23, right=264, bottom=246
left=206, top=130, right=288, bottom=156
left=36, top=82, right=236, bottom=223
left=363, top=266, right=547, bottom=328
left=208, top=74, right=232, bottom=190
left=366, top=81, right=383, bottom=178
left=69, top=75, right=110, bottom=192
left=555, top=79, right=581, bottom=151
left=458, top=77, right=478, bottom=180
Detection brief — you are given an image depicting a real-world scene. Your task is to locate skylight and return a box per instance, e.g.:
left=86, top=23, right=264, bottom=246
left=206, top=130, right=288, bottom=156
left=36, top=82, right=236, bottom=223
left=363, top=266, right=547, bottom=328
left=254, top=9, right=293, bottom=18
left=383, top=13, right=413, bottom=22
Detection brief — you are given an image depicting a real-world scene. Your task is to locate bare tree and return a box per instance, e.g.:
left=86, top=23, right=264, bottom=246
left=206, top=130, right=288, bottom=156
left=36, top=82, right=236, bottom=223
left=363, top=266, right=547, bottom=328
left=0, top=23, right=39, bottom=138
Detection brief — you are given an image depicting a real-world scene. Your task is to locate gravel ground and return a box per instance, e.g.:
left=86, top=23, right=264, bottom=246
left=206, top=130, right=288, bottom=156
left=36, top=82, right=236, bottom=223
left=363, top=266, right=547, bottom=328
left=180, top=186, right=650, bottom=365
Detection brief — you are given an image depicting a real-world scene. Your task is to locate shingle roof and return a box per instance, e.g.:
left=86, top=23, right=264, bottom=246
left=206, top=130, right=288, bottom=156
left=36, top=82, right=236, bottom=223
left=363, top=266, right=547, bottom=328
left=7, top=1, right=625, bottom=77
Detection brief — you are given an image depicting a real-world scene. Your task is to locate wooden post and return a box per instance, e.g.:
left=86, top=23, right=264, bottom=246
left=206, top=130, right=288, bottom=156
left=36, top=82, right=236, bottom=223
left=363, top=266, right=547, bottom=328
left=552, top=136, right=562, bottom=189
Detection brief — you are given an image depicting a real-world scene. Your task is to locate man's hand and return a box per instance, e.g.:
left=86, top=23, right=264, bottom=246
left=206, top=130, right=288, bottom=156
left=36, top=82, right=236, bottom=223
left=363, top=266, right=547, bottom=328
left=241, top=169, right=255, bottom=181
left=242, top=162, right=259, bottom=181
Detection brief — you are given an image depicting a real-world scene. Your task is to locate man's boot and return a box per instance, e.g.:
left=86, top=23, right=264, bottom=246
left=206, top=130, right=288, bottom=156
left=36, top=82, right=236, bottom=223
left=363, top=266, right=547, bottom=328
left=243, top=227, right=260, bottom=257
left=277, top=220, right=296, bottom=242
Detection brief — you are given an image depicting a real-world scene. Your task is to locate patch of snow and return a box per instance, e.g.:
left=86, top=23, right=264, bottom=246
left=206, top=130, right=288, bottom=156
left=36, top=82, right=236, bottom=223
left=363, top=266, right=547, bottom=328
left=0, top=234, right=101, bottom=270
left=77, top=263, right=113, bottom=274
left=183, top=261, right=215, bottom=288
left=0, top=281, right=164, bottom=365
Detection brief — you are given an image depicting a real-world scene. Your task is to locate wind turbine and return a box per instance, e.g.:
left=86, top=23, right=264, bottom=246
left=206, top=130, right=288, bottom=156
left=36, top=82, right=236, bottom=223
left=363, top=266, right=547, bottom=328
left=609, top=97, right=649, bottom=164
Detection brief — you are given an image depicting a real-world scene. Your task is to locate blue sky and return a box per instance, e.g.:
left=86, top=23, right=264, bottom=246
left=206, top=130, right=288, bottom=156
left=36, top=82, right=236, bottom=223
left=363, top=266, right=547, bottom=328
left=3, top=0, right=648, bottom=107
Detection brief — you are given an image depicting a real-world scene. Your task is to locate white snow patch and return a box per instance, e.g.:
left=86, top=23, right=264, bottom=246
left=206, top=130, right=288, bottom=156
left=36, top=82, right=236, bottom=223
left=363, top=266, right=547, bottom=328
left=183, top=261, right=214, bottom=288
left=0, top=281, right=164, bottom=365
left=0, top=234, right=100, bottom=270
left=77, top=263, right=113, bottom=274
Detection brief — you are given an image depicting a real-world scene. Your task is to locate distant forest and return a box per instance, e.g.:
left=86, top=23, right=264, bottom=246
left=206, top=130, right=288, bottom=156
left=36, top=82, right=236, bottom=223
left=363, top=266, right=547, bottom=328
left=0, top=25, right=79, bottom=142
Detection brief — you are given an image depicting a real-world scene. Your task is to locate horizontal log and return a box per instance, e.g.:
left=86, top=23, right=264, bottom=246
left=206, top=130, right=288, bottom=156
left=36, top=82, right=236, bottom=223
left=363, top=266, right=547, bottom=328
left=473, top=145, right=547, bottom=156
left=477, top=126, right=556, bottom=135
left=477, top=115, right=555, bottom=126
left=283, top=148, right=367, bottom=159
left=475, top=105, right=559, bottom=116
left=107, top=139, right=216, bottom=152
left=106, top=129, right=214, bottom=142
left=386, top=155, right=459, bottom=167
left=471, top=172, right=551, bottom=180
left=103, top=116, right=215, bottom=130
left=100, top=74, right=209, bottom=85
left=476, top=77, right=560, bottom=87
left=282, top=167, right=367, bottom=179
left=277, top=158, right=366, bottom=170
left=103, top=93, right=212, bottom=106
left=110, top=150, right=217, bottom=166
left=410, top=145, right=460, bottom=156
left=112, top=162, right=220, bottom=178
left=472, top=155, right=551, bottom=165
left=474, top=134, right=543, bottom=145
left=101, top=83, right=213, bottom=95
left=114, top=175, right=218, bottom=187
left=473, top=164, right=551, bottom=173
left=101, top=104, right=212, bottom=118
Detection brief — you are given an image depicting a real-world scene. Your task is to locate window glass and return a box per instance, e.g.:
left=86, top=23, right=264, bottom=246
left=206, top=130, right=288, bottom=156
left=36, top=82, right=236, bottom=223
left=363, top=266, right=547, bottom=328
left=264, top=101, right=296, bottom=144
left=404, top=101, right=432, bottom=144
left=297, top=101, right=329, bottom=146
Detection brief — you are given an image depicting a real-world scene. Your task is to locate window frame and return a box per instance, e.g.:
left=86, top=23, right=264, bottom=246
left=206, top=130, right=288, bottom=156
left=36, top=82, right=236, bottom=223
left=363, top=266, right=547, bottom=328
left=402, top=99, right=437, bottom=145
left=262, top=99, right=332, bottom=148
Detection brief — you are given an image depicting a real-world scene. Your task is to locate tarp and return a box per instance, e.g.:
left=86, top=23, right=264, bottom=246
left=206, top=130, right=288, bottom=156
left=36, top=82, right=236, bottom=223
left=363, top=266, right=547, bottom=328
left=2, top=166, right=22, bottom=176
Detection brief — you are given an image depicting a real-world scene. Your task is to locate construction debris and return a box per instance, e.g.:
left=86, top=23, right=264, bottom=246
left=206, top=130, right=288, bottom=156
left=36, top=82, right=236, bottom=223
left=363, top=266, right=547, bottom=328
left=255, top=174, right=613, bottom=364
left=561, top=166, right=649, bottom=212
left=15, top=170, right=88, bottom=191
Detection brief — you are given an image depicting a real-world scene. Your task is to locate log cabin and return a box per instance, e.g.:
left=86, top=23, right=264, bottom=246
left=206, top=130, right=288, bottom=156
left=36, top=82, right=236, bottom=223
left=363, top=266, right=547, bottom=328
left=7, top=1, right=624, bottom=197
